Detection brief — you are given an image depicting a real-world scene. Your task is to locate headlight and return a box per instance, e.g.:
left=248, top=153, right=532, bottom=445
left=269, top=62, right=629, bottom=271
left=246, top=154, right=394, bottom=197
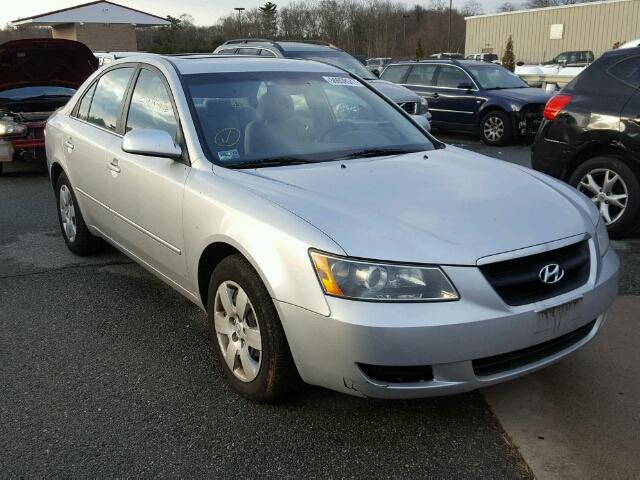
left=310, top=250, right=458, bottom=302
left=595, top=218, right=610, bottom=256
left=0, top=120, right=27, bottom=138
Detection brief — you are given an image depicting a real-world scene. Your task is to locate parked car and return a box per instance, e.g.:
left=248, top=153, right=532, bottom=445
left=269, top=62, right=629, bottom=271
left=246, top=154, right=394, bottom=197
left=465, top=53, right=499, bottom=64
left=93, top=51, right=142, bottom=66
left=213, top=40, right=430, bottom=126
left=381, top=60, right=551, bottom=145
left=532, top=47, right=640, bottom=238
left=543, top=50, right=595, bottom=66
left=429, top=52, right=464, bottom=59
left=516, top=51, right=595, bottom=89
left=620, top=38, right=640, bottom=49
left=46, top=54, right=618, bottom=402
left=0, top=38, right=98, bottom=175
left=366, top=57, right=394, bottom=76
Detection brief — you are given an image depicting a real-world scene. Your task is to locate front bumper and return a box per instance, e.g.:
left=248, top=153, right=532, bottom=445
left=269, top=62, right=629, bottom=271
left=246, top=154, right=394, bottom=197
left=276, top=247, right=619, bottom=398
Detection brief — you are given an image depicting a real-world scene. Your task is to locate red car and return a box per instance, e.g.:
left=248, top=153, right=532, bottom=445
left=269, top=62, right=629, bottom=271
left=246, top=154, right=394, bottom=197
left=0, top=38, right=97, bottom=174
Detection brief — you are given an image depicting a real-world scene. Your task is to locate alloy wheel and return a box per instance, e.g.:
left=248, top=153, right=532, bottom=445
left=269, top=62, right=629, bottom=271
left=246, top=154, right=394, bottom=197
left=578, top=168, right=629, bottom=225
left=483, top=116, right=505, bottom=142
left=59, top=184, right=77, bottom=242
left=213, top=281, right=262, bottom=382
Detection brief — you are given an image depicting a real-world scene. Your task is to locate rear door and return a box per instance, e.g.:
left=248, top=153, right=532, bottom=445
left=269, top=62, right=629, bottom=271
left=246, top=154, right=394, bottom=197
left=615, top=55, right=640, bottom=155
left=402, top=63, right=442, bottom=122
left=107, top=65, right=190, bottom=286
left=429, top=64, right=480, bottom=129
left=64, top=66, right=135, bottom=231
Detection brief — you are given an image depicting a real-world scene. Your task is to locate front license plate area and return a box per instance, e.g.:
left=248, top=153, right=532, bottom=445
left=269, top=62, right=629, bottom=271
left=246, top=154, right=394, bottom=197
left=535, top=297, right=583, bottom=335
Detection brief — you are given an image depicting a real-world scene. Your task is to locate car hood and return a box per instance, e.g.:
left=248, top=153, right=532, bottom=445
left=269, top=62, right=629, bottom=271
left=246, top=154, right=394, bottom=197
left=0, top=39, right=98, bottom=92
left=495, top=87, right=552, bottom=105
left=229, top=147, right=596, bottom=265
left=368, top=79, right=420, bottom=103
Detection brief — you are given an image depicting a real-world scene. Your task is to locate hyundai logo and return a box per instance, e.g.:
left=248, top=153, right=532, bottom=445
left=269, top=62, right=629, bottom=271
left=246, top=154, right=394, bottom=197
left=539, top=263, right=565, bottom=284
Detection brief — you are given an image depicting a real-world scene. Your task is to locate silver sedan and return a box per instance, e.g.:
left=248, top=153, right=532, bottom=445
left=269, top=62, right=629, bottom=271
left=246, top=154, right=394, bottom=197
left=45, top=55, right=618, bottom=402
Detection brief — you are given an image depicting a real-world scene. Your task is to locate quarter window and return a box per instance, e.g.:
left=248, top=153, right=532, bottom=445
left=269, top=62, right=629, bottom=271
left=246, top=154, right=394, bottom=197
left=260, top=49, right=277, bottom=57
left=86, top=67, right=134, bottom=131
left=236, top=48, right=260, bottom=55
left=125, top=69, right=178, bottom=141
left=406, top=64, right=438, bottom=86
left=76, top=82, right=97, bottom=121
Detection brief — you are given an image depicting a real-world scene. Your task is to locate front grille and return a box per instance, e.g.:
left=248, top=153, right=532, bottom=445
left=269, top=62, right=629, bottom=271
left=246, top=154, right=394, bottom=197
left=479, top=240, right=590, bottom=306
left=398, top=101, right=418, bottom=114
left=473, top=320, right=596, bottom=377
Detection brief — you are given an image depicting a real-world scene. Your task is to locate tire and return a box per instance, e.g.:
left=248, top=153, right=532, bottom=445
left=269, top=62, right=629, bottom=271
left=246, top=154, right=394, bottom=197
left=55, top=172, right=105, bottom=255
left=480, top=110, right=513, bottom=146
left=568, top=155, right=640, bottom=239
left=207, top=254, right=301, bottom=402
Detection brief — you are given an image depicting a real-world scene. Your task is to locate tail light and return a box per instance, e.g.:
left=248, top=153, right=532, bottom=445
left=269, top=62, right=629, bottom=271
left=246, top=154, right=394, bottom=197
left=543, top=94, right=573, bottom=121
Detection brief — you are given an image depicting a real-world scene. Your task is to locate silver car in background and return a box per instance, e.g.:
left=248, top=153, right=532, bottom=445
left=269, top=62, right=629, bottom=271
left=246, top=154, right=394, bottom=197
left=45, top=55, right=618, bottom=402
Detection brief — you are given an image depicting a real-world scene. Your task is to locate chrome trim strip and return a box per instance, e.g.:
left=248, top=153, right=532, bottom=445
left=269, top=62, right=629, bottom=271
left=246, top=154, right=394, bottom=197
left=77, top=187, right=182, bottom=255
left=429, top=108, right=475, bottom=114
left=476, top=233, right=591, bottom=266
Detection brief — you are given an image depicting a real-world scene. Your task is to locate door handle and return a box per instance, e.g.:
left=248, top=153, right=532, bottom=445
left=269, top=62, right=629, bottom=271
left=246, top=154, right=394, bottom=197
left=431, top=93, right=439, bottom=99
left=108, top=159, right=121, bottom=174
left=64, top=139, right=74, bottom=151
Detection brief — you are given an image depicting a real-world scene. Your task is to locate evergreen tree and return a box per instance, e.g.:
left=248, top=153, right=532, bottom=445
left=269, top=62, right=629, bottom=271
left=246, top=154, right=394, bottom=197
left=502, top=35, right=515, bottom=72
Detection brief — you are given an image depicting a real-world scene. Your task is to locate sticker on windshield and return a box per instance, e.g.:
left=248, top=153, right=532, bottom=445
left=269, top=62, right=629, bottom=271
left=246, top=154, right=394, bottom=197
left=323, top=76, right=364, bottom=87
left=217, top=149, right=240, bottom=162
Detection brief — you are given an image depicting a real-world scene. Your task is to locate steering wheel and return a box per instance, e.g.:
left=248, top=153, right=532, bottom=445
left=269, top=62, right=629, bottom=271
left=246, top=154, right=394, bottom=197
left=314, top=121, right=359, bottom=142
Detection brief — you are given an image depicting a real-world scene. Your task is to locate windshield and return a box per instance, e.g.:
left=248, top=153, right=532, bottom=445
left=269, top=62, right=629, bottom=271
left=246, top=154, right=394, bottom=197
left=0, top=86, right=76, bottom=101
left=284, top=50, right=377, bottom=80
left=466, top=65, right=528, bottom=89
left=185, top=71, right=434, bottom=168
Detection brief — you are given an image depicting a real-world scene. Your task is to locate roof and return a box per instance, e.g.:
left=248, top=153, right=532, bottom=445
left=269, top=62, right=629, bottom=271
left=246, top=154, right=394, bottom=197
left=160, top=55, right=345, bottom=76
left=219, top=39, right=339, bottom=53
left=388, top=59, right=487, bottom=67
left=465, top=0, right=634, bottom=20
left=11, top=0, right=170, bottom=26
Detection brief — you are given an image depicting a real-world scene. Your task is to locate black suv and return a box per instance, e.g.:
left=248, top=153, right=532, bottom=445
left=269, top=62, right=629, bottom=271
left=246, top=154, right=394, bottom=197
left=532, top=47, right=640, bottom=237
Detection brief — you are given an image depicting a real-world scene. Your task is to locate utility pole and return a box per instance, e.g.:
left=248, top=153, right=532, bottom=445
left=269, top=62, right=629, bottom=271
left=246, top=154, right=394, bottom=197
left=402, top=14, right=409, bottom=52
left=447, top=0, right=452, bottom=52
left=234, top=7, right=245, bottom=37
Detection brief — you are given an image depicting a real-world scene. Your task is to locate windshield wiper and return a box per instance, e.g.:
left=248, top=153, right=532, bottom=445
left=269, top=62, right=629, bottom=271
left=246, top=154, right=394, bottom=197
left=226, top=157, right=317, bottom=169
left=334, top=148, right=421, bottom=160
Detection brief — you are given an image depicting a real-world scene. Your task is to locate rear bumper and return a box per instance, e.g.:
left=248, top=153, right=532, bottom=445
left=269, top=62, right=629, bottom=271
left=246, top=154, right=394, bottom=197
left=276, top=247, right=618, bottom=399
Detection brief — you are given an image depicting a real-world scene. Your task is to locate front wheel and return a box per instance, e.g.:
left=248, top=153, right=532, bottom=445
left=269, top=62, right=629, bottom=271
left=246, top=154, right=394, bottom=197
left=207, top=254, right=300, bottom=402
left=480, top=110, right=513, bottom=146
left=569, top=155, right=640, bottom=238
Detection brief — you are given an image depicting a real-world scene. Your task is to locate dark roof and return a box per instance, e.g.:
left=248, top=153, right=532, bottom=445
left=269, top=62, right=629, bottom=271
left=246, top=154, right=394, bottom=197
left=12, top=0, right=168, bottom=24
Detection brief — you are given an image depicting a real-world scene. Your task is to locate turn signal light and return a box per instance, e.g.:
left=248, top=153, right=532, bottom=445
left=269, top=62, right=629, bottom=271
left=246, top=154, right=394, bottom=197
left=543, top=94, right=573, bottom=121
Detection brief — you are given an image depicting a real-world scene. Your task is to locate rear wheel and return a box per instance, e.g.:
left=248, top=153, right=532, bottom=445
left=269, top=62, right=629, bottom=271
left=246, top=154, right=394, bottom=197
left=480, top=110, right=513, bottom=146
left=207, top=254, right=300, bottom=402
left=55, top=172, right=105, bottom=255
left=569, top=155, right=640, bottom=238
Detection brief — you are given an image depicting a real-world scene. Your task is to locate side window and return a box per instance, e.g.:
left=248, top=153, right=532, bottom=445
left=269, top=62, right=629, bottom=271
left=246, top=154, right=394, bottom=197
left=218, top=48, right=236, bottom=54
left=76, top=82, right=97, bottom=121
left=436, top=66, right=472, bottom=89
left=236, top=48, right=260, bottom=55
left=609, top=56, right=640, bottom=87
left=87, top=67, right=134, bottom=131
left=380, top=65, right=410, bottom=83
left=126, top=69, right=178, bottom=141
left=259, top=49, right=277, bottom=57
left=406, top=64, right=438, bottom=86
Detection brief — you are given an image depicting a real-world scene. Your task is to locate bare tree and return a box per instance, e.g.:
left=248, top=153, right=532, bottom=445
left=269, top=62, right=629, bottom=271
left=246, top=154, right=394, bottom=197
left=498, top=2, right=518, bottom=12
left=461, top=0, right=483, bottom=16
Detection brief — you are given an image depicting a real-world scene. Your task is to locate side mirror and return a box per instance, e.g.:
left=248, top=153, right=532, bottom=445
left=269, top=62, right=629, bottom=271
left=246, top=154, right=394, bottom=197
left=457, top=82, right=474, bottom=91
left=516, top=61, right=524, bottom=66
left=372, top=69, right=380, bottom=77
left=411, top=114, right=431, bottom=132
left=122, top=129, right=182, bottom=159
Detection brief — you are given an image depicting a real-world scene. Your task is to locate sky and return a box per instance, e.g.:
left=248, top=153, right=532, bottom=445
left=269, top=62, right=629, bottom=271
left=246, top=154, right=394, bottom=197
left=3, top=0, right=504, bottom=27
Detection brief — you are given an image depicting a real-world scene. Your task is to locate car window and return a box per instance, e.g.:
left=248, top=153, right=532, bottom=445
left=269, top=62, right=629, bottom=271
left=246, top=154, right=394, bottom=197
left=406, top=64, right=438, bottom=86
left=218, top=48, right=236, bottom=54
left=77, top=82, right=97, bottom=121
left=125, top=69, right=178, bottom=141
left=609, top=56, right=640, bottom=87
left=436, top=66, right=472, bottom=88
left=379, top=65, right=410, bottom=83
left=185, top=71, right=434, bottom=167
left=236, top=48, right=260, bottom=55
left=260, top=49, right=277, bottom=57
left=86, top=67, right=134, bottom=132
